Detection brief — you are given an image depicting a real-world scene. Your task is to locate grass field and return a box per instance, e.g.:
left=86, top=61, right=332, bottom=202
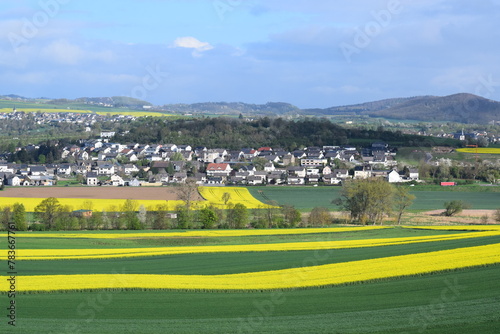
left=247, top=186, right=500, bottom=211
left=1, top=226, right=499, bottom=333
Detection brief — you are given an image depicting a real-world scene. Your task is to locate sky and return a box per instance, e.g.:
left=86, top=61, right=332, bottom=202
left=1, top=0, right=500, bottom=108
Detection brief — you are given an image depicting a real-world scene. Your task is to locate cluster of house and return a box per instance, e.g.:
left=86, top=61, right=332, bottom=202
left=0, top=109, right=138, bottom=129
left=0, top=140, right=420, bottom=187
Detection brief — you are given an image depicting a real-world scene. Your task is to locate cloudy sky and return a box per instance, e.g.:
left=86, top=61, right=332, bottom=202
left=1, top=0, right=500, bottom=108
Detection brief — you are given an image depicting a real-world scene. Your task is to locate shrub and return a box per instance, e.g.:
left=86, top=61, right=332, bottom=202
left=443, top=200, right=470, bottom=217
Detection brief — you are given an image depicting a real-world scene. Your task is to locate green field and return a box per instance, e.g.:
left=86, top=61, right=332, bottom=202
left=17, top=266, right=500, bottom=333
left=3, top=227, right=500, bottom=333
left=248, top=186, right=500, bottom=211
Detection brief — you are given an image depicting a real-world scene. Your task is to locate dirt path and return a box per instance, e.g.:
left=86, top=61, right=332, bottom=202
left=0, top=187, right=204, bottom=201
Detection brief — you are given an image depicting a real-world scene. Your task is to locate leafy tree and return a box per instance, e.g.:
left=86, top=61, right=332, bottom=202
left=199, top=207, right=218, bottom=229
left=334, top=178, right=394, bottom=225
left=13, top=203, right=28, bottom=231
left=80, top=200, right=94, bottom=211
left=34, top=197, right=62, bottom=230
left=393, top=186, right=416, bottom=225
left=175, top=205, right=190, bottom=229
left=153, top=203, right=171, bottom=230
left=170, top=152, right=184, bottom=161
left=281, top=205, right=302, bottom=228
left=0, top=207, right=12, bottom=230
left=228, top=203, right=249, bottom=229
left=120, top=199, right=142, bottom=230
left=443, top=200, right=470, bottom=217
left=308, top=207, right=331, bottom=227
left=222, top=192, right=231, bottom=205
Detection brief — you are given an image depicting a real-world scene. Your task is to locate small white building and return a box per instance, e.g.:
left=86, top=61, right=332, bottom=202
left=387, top=170, right=402, bottom=183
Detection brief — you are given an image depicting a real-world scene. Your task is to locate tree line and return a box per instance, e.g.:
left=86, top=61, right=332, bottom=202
left=115, top=117, right=456, bottom=150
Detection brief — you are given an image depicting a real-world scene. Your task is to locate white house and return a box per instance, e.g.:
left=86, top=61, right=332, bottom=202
left=86, top=172, right=99, bottom=186
left=111, top=174, right=125, bottom=186
left=387, top=170, right=402, bottom=183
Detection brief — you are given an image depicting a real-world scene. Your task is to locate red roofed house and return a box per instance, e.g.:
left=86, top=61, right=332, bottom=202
left=206, top=163, right=232, bottom=177
left=258, top=147, right=273, bottom=152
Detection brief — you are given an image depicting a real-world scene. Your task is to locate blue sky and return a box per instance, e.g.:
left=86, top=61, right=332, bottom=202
left=1, top=0, right=500, bottom=108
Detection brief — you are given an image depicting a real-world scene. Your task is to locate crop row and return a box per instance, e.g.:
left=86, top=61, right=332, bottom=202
left=5, top=243, right=499, bottom=292
left=9, top=231, right=498, bottom=261
left=10, top=226, right=390, bottom=239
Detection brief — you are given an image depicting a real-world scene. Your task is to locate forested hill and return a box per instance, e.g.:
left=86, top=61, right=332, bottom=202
left=304, top=93, right=500, bottom=123
left=115, top=117, right=458, bottom=150
left=161, top=102, right=301, bottom=115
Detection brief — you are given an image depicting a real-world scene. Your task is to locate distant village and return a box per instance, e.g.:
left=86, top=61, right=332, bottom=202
left=0, top=130, right=421, bottom=188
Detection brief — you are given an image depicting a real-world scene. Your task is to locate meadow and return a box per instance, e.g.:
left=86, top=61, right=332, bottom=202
left=1, top=226, right=499, bottom=333
left=248, top=186, right=500, bottom=211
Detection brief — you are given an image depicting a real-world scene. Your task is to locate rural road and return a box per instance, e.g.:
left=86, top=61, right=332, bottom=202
left=425, top=152, right=433, bottom=163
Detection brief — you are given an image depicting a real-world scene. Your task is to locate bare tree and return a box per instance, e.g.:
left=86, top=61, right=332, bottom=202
left=175, top=178, right=199, bottom=210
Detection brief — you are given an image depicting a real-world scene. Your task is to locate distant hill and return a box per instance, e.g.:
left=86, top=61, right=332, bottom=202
left=162, top=102, right=301, bottom=115
left=0, top=94, right=34, bottom=101
left=305, top=94, right=500, bottom=124
left=3, top=93, right=499, bottom=123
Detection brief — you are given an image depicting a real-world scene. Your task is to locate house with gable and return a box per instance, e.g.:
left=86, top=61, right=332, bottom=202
left=86, top=172, right=99, bottom=186
left=206, top=163, right=232, bottom=177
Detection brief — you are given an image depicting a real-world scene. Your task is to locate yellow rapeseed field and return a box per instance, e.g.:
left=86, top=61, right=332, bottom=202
left=10, top=226, right=391, bottom=239
left=0, top=197, right=187, bottom=212
left=199, top=186, right=273, bottom=209
left=6, top=243, right=500, bottom=292
left=10, top=231, right=498, bottom=260
left=455, top=148, right=500, bottom=154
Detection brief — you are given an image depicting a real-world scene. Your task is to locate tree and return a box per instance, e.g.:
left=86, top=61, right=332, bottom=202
left=222, top=192, right=231, bottom=206
left=281, top=205, right=302, bottom=228
left=228, top=203, right=249, bottom=229
left=308, top=207, right=331, bottom=227
left=199, top=207, right=218, bottom=229
left=175, top=179, right=198, bottom=211
left=393, top=186, right=415, bottom=225
left=137, top=205, right=147, bottom=226
left=175, top=205, right=190, bottom=229
left=153, top=203, right=170, bottom=230
left=175, top=178, right=198, bottom=226
left=80, top=200, right=94, bottom=211
left=34, top=197, right=62, bottom=230
left=334, top=178, right=394, bottom=225
left=0, top=207, right=12, bottom=230
left=13, top=203, right=28, bottom=231
left=87, top=211, right=103, bottom=230
left=120, top=199, right=142, bottom=230
left=443, top=200, right=470, bottom=217
left=494, top=208, right=500, bottom=223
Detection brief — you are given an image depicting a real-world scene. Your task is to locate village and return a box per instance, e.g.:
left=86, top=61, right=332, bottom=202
left=0, top=131, right=420, bottom=188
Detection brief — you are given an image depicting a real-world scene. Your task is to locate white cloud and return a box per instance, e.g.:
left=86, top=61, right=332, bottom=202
left=172, top=36, right=214, bottom=57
